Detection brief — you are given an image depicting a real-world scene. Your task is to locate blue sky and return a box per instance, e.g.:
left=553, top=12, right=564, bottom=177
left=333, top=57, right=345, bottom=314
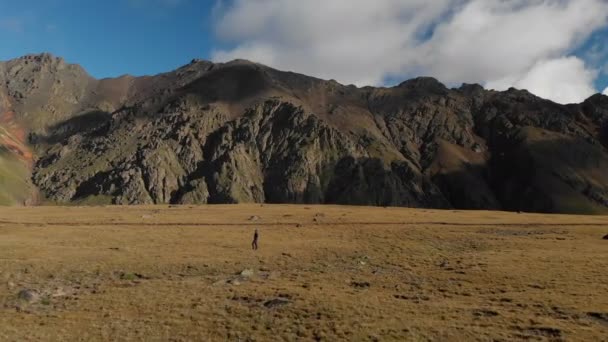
left=0, top=0, right=220, bottom=78
left=1, top=0, right=607, bottom=103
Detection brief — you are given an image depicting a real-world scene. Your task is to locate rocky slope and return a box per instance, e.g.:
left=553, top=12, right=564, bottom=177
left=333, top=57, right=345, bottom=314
left=1, top=53, right=608, bottom=213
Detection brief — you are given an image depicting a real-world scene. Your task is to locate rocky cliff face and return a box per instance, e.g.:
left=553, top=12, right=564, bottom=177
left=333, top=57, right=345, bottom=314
left=2, top=53, right=608, bottom=213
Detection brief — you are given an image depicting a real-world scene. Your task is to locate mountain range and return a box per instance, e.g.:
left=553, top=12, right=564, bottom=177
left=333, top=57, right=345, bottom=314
left=1, top=53, right=608, bottom=214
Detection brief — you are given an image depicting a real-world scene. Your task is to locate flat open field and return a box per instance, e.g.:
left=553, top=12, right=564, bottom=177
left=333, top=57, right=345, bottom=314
left=0, top=205, right=607, bottom=341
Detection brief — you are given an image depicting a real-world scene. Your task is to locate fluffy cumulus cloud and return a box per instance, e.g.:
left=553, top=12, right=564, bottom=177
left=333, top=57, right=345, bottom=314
left=486, top=57, right=598, bottom=105
left=604, top=87, right=608, bottom=95
left=214, top=0, right=451, bottom=85
left=212, top=0, right=454, bottom=86
left=212, top=0, right=608, bottom=104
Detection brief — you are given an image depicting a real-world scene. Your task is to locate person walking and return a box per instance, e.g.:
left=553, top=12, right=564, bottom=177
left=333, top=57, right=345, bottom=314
left=252, top=229, right=259, bottom=250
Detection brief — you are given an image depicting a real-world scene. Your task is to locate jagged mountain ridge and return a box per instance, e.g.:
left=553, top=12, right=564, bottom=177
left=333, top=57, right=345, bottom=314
left=1, top=53, right=608, bottom=213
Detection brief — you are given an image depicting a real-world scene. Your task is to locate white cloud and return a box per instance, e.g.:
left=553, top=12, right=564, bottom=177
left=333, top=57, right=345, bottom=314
left=417, top=1, right=606, bottom=84
left=212, top=0, right=608, bottom=104
left=603, top=87, right=608, bottom=95
left=213, top=0, right=456, bottom=86
left=486, top=57, right=597, bottom=104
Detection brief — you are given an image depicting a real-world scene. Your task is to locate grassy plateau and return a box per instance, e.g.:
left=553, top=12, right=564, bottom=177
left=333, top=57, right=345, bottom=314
left=0, top=205, right=607, bottom=341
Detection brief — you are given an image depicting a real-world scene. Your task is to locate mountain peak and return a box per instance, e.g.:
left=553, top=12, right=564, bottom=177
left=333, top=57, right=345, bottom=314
left=397, top=77, right=446, bottom=92
left=16, top=52, right=65, bottom=66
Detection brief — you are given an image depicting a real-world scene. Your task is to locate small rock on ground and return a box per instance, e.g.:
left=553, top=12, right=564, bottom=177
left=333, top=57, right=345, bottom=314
left=263, top=298, right=290, bottom=308
left=228, top=279, right=242, bottom=286
left=52, top=287, right=68, bottom=298
left=351, top=281, right=371, bottom=289
left=240, top=269, right=254, bottom=278
left=587, top=312, right=608, bottom=323
left=473, top=309, right=499, bottom=317
left=18, top=289, right=40, bottom=303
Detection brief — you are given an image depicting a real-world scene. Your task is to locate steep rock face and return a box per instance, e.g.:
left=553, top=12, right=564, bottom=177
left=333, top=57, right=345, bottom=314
left=0, top=53, right=95, bottom=133
left=33, top=98, right=446, bottom=207
left=469, top=90, right=608, bottom=213
left=2, top=53, right=608, bottom=213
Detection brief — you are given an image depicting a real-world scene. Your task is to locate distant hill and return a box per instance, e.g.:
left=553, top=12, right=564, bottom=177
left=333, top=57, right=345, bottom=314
left=1, top=53, right=608, bottom=213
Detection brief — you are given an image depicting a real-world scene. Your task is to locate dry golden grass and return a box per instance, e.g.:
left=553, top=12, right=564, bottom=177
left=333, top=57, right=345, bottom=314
left=0, top=205, right=607, bottom=341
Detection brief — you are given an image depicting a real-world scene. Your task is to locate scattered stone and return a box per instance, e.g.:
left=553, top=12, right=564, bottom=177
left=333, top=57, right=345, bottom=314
left=51, top=288, right=68, bottom=298
left=248, top=215, right=260, bottom=221
left=438, top=260, right=455, bottom=270
left=524, top=327, right=562, bottom=338
left=118, top=272, right=148, bottom=281
left=17, top=289, right=40, bottom=303
left=239, top=269, right=254, bottom=278
left=228, top=279, right=242, bottom=286
left=295, top=223, right=303, bottom=228
left=473, top=309, right=499, bottom=317
left=393, top=294, right=430, bottom=301
left=7, top=281, right=15, bottom=289
left=603, top=234, right=608, bottom=240
left=351, top=281, right=371, bottom=289
left=263, top=298, right=290, bottom=308
left=587, top=312, right=608, bottom=324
